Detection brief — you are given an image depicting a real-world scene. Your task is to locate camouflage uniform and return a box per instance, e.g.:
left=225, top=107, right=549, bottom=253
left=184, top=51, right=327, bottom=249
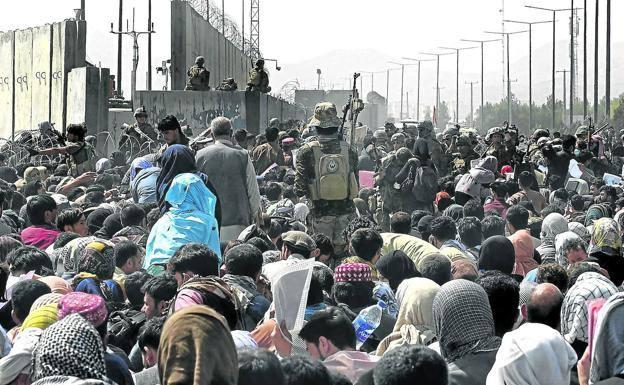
left=185, top=56, right=211, bottom=91
left=416, top=121, right=446, bottom=176
left=294, top=103, right=358, bottom=251
left=246, top=59, right=271, bottom=93
left=451, top=136, right=479, bottom=176
left=65, top=141, right=96, bottom=177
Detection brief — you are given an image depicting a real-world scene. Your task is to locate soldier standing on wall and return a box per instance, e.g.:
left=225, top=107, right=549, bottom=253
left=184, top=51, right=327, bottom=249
left=246, top=59, right=271, bottom=93
left=185, top=56, right=211, bottom=91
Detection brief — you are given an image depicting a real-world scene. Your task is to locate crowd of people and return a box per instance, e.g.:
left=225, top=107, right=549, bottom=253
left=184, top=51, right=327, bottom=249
left=0, top=100, right=623, bottom=385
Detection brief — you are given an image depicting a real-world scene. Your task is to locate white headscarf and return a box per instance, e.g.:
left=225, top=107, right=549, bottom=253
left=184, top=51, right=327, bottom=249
left=486, top=323, right=577, bottom=385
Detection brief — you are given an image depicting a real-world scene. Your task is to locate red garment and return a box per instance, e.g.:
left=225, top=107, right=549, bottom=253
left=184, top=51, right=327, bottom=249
left=483, top=198, right=508, bottom=219
left=21, top=225, right=60, bottom=250
left=508, top=230, right=538, bottom=276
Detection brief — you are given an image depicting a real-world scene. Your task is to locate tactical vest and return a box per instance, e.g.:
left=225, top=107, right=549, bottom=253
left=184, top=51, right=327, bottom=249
left=69, top=142, right=95, bottom=176
left=308, top=141, right=358, bottom=201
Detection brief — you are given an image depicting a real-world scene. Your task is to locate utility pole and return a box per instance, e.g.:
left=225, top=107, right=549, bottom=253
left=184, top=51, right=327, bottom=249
left=147, top=0, right=152, bottom=90
left=80, top=0, right=85, bottom=19
left=438, top=45, right=478, bottom=124
left=316, top=69, right=322, bottom=90
left=402, top=58, right=434, bottom=121
left=605, top=0, right=611, bottom=119
left=504, top=19, right=552, bottom=132
left=420, top=51, right=454, bottom=123
left=116, top=0, right=123, bottom=97
left=388, top=61, right=419, bottom=120
left=583, top=0, right=587, bottom=118
left=485, top=29, right=528, bottom=124
left=526, top=5, right=578, bottom=130
left=110, top=7, right=155, bottom=100
left=358, top=71, right=385, bottom=99
left=406, top=92, right=410, bottom=119
left=385, top=67, right=401, bottom=117
left=222, top=0, right=226, bottom=81
left=466, top=81, right=478, bottom=128
left=557, top=69, right=569, bottom=127
left=594, top=0, right=599, bottom=122
left=461, top=38, right=501, bottom=131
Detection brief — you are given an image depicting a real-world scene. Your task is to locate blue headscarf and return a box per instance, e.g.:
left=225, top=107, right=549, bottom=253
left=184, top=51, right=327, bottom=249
left=145, top=173, right=221, bottom=269
left=130, top=156, right=154, bottom=181
left=156, top=145, right=197, bottom=211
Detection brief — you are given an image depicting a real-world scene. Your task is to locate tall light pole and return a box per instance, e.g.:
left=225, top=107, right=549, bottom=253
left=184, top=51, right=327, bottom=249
left=316, top=69, right=322, bottom=90
left=388, top=62, right=420, bottom=120
left=402, top=58, right=434, bottom=121
left=359, top=70, right=385, bottom=97
left=504, top=19, right=552, bottom=132
left=419, top=52, right=454, bottom=122
left=461, top=38, right=501, bottom=131
left=583, top=0, right=588, bottom=118
left=485, top=29, right=528, bottom=124
left=526, top=5, right=580, bottom=130
left=557, top=69, right=569, bottom=127
left=465, top=81, right=478, bottom=127
left=594, top=0, right=599, bottom=122
left=438, top=46, right=478, bottom=124
left=606, top=0, right=611, bottom=119
left=385, top=67, right=402, bottom=117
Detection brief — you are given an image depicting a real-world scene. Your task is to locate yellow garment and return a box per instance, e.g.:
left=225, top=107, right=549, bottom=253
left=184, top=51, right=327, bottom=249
left=439, top=246, right=473, bottom=264
left=21, top=304, right=58, bottom=330
left=380, top=233, right=439, bottom=271
left=113, top=266, right=127, bottom=293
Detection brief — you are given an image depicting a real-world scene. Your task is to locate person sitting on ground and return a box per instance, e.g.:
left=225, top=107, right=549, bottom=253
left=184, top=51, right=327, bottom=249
left=114, top=204, right=149, bottom=248
left=299, top=306, right=379, bottom=383
left=476, top=271, right=520, bottom=337
left=21, top=195, right=60, bottom=250
left=222, top=244, right=270, bottom=331
left=428, top=216, right=473, bottom=264
left=113, top=240, right=144, bottom=291
left=418, top=254, right=452, bottom=286
left=343, top=228, right=384, bottom=280
left=133, top=316, right=166, bottom=385
left=373, top=345, right=448, bottom=385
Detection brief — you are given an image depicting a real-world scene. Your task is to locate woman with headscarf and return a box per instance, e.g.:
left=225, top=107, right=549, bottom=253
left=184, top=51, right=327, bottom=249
left=158, top=305, right=238, bottom=385
left=486, top=322, right=577, bottom=385
left=145, top=173, right=221, bottom=270
left=72, top=241, right=125, bottom=304
left=94, top=213, right=123, bottom=240
left=586, top=292, right=624, bottom=384
left=569, top=221, right=591, bottom=243
left=432, top=279, right=501, bottom=385
left=555, top=231, right=588, bottom=267
left=561, top=271, right=618, bottom=359
left=588, top=218, right=624, bottom=286
left=508, top=226, right=539, bottom=277
left=130, top=156, right=160, bottom=204
left=454, top=155, right=497, bottom=205
left=537, top=213, right=569, bottom=263
left=30, top=313, right=110, bottom=384
left=376, top=277, right=439, bottom=356
left=375, top=250, right=420, bottom=291
left=478, top=236, right=516, bottom=275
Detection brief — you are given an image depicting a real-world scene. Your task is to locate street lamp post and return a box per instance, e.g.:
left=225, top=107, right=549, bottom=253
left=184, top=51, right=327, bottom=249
left=388, top=62, right=419, bottom=120
left=438, top=46, right=478, bottom=125
left=385, top=67, right=402, bottom=118
left=419, top=52, right=454, bottom=122
left=503, top=19, right=552, bottom=132
left=557, top=69, right=569, bottom=127
left=485, top=30, right=528, bottom=125
left=526, top=5, right=581, bottom=130
left=465, top=81, right=478, bottom=128
left=401, top=58, right=434, bottom=121
left=461, top=38, right=501, bottom=131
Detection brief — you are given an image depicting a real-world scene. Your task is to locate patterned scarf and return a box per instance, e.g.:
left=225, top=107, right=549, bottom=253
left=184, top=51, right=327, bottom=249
left=433, top=279, right=501, bottom=363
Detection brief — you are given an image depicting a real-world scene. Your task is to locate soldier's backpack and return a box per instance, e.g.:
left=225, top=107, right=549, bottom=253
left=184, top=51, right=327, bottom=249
left=308, top=141, right=358, bottom=201
left=411, top=165, right=438, bottom=203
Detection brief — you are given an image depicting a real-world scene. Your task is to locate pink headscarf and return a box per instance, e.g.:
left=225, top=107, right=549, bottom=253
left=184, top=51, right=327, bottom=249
left=508, top=230, right=538, bottom=276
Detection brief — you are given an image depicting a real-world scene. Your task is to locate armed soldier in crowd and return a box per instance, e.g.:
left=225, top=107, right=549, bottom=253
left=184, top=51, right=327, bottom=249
left=119, top=107, right=158, bottom=159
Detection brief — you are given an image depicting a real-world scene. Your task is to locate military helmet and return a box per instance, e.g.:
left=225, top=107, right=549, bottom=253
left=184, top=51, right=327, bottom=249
left=256, top=59, right=265, bottom=67
left=134, top=106, right=148, bottom=118
left=575, top=125, right=589, bottom=137
left=195, top=56, right=205, bottom=65
left=391, top=132, right=406, bottom=143
left=417, top=120, right=434, bottom=138
left=485, top=126, right=505, bottom=142
left=308, top=102, right=342, bottom=129
left=456, top=135, right=471, bottom=147
left=269, top=118, right=280, bottom=128
left=532, top=128, right=550, bottom=140
left=373, top=129, right=388, bottom=141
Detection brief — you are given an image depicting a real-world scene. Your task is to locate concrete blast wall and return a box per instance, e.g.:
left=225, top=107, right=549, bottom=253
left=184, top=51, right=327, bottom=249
left=66, top=67, right=110, bottom=138
left=134, top=90, right=305, bottom=135
left=171, top=0, right=252, bottom=91
left=0, top=20, right=88, bottom=137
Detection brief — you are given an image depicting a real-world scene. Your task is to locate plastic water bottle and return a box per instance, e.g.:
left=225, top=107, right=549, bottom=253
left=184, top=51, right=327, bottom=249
left=352, top=300, right=387, bottom=350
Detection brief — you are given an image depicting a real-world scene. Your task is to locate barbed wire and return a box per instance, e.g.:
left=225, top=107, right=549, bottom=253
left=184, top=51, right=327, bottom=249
left=185, top=0, right=261, bottom=59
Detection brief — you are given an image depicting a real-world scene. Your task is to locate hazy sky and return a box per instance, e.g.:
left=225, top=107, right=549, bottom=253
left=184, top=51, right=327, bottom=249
left=1, top=0, right=621, bottom=111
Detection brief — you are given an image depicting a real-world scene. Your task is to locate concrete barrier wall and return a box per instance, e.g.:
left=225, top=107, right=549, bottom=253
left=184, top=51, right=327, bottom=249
left=0, top=31, right=14, bottom=139
left=134, top=90, right=305, bottom=135
left=2, top=20, right=87, bottom=135
left=66, top=66, right=109, bottom=136
left=31, top=25, right=52, bottom=126
left=171, top=0, right=252, bottom=91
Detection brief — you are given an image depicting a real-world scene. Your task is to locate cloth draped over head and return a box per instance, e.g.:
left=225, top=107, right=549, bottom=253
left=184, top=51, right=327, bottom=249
left=569, top=221, right=591, bottom=243
left=589, top=217, right=622, bottom=257
left=478, top=235, right=515, bottom=275
left=508, top=230, right=538, bottom=277
left=585, top=203, right=613, bottom=227
left=432, top=279, right=500, bottom=363
left=392, top=278, right=439, bottom=339
left=21, top=304, right=59, bottom=331
left=31, top=313, right=106, bottom=382
left=57, top=292, right=108, bottom=328
left=78, top=241, right=115, bottom=280
left=486, top=323, right=577, bottom=385
left=589, top=292, right=624, bottom=384
left=375, top=250, right=420, bottom=291
left=561, top=272, right=618, bottom=344
left=30, top=293, right=64, bottom=312
left=541, top=213, right=569, bottom=244
left=158, top=305, right=238, bottom=385
left=130, top=157, right=154, bottom=181
left=37, top=276, right=72, bottom=295
left=156, top=144, right=198, bottom=211
left=554, top=231, right=585, bottom=267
